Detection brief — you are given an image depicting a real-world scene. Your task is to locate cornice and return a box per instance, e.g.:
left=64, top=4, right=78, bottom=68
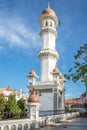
left=40, top=28, right=57, bottom=37
left=38, top=49, right=59, bottom=60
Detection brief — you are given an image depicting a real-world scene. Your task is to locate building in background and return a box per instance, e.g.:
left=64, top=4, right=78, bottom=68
left=65, top=91, right=87, bottom=110
left=0, top=86, right=13, bottom=100
left=0, top=86, right=28, bottom=101
left=65, top=98, right=78, bottom=108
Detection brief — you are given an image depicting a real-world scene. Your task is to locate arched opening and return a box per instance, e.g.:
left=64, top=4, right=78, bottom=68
left=11, top=125, right=16, bottom=130
left=45, top=21, right=48, bottom=26
left=24, top=124, right=28, bottom=130
left=4, top=126, right=9, bottom=130
left=18, top=124, right=22, bottom=130
left=30, top=122, right=35, bottom=129
left=50, top=22, right=52, bottom=27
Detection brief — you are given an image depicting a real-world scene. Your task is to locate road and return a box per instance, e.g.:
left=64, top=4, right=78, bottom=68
left=39, top=118, right=87, bottom=130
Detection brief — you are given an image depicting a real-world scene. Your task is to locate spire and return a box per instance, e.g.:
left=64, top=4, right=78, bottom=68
left=48, top=2, right=50, bottom=8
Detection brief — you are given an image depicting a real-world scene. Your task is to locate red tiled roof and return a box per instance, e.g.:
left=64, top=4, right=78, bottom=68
left=65, top=98, right=78, bottom=105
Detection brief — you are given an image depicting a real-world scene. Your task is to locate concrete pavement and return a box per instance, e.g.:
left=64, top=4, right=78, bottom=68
left=39, top=118, right=87, bottom=130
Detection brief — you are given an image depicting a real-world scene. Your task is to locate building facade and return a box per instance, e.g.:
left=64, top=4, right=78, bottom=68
left=0, top=86, right=13, bottom=100
left=27, top=6, right=65, bottom=111
left=0, top=86, right=28, bottom=102
left=65, top=98, right=79, bottom=108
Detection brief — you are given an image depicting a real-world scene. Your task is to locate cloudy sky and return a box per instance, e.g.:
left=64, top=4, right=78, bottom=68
left=0, top=0, right=87, bottom=99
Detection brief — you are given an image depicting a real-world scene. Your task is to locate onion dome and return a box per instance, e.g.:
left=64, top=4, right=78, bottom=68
left=39, top=5, right=58, bottom=26
left=42, top=6, right=56, bottom=17
left=29, top=69, right=36, bottom=76
left=60, top=75, right=65, bottom=81
left=27, top=69, right=37, bottom=78
left=28, top=88, right=39, bottom=103
left=53, top=67, right=59, bottom=73
left=6, top=86, right=12, bottom=91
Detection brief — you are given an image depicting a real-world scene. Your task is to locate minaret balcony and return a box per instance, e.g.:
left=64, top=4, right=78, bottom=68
left=38, top=49, right=59, bottom=60
left=41, top=26, right=56, bottom=31
left=40, top=28, right=57, bottom=37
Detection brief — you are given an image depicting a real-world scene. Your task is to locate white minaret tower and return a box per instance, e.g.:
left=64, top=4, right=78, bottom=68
left=27, top=5, right=65, bottom=111
left=38, top=5, right=59, bottom=81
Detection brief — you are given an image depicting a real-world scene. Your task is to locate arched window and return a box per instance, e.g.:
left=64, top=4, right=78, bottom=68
left=24, top=124, right=28, bottom=130
left=4, top=126, right=9, bottom=130
left=18, top=124, right=22, bottom=130
left=45, top=21, right=48, bottom=26
left=50, top=22, right=52, bottom=27
left=11, top=125, right=16, bottom=130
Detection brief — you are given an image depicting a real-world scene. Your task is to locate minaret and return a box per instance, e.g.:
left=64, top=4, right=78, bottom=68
left=27, top=69, right=37, bottom=86
left=38, top=5, right=59, bottom=81
left=27, top=6, right=65, bottom=111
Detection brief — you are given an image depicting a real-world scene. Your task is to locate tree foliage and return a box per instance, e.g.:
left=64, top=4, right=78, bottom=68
left=0, top=94, right=6, bottom=112
left=0, top=94, right=27, bottom=119
left=84, top=102, right=87, bottom=109
left=17, top=98, right=26, bottom=111
left=6, top=94, right=21, bottom=113
left=64, top=43, right=87, bottom=89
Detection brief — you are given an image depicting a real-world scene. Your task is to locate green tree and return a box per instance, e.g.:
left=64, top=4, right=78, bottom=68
left=6, top=94, right=21, bottom=113
left=0, top=94, right=6, bottom=112
left=84, top=102, right=87, bottom=110
left=64, top=43, right=87, bottom=89
left=17, top=98, right=26, bottom=111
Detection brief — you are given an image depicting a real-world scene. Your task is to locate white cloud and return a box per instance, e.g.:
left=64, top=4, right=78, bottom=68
left=65, top=93, right=72, bottom=99
left=61, top=65, right=67, bottom=70
left=0, top=46, right=4, bottom=51
left=0, top=16, right=40, bottom=52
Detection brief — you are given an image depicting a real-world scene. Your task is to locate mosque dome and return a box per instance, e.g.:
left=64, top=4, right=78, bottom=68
left=42, top=6, right=56, bottom=17
left=28, top=88, right=39, bottom=103
left=39, top=5, right=58, bottom=26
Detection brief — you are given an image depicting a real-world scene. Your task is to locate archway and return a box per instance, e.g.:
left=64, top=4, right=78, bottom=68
left=18, top=124, right=22, bottom=130
left=24, top=124, right=28, bottom=130
left=11, top=125, right=16, bottom=130
left=4, top=125, right=9, bottom=130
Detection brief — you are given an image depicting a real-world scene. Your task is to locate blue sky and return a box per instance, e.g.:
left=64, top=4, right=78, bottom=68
left=0, top=0, right=87, bottom=99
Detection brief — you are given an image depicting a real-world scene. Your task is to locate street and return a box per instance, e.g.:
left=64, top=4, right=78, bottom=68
left=39, top=118, right=87, bottom=130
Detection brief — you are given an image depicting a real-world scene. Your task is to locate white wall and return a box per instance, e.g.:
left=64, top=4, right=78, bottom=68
left=39, top=92, right=53, bottom=111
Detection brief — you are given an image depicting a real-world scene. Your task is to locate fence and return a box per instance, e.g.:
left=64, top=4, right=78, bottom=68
left=39, top=109, right=79, bottom=117
left=0, top=111, right=27, bottom=120
left=0, top=109, right=79, bottom=120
